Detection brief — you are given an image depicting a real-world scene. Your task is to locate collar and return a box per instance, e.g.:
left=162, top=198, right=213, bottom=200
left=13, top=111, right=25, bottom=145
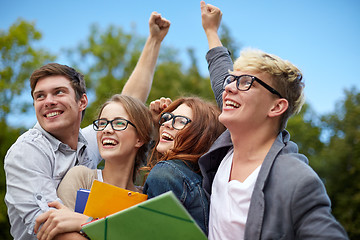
left=33, top=122, right=88, bottom=152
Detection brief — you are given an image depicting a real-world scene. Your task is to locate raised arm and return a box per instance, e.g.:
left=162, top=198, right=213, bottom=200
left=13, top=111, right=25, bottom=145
left=200, top=1, right=232, bottom=108
left=121, top=12, right=170, bottom=103
left=200, top=1, right=222, bottom=50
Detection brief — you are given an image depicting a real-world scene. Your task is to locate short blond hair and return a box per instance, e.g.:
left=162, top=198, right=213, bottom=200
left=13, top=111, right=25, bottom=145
left=232, top=48, right=305, bottom=131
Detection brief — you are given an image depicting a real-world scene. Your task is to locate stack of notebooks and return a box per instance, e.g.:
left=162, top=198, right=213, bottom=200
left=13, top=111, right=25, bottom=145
left=77, top=180, right=207, bottom=240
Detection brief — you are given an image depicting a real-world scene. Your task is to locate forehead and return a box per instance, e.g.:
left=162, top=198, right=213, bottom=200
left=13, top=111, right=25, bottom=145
left=233, top=70, right=270, bottom=79
left=172, top=103, right=193, bottom=119
left=100, top=102, right=129, bottom=119
left=34, top=75, right=73, bottom=92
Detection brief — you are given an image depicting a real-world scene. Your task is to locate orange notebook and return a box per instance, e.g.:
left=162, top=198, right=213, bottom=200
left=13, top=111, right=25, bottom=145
left=83, top=180, right=148, bottom=219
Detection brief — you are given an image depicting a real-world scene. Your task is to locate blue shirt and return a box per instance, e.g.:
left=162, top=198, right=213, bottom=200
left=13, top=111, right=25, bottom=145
left=143, top=159, right=209, bottom=235
left=4, top=123, right=101, bottom=240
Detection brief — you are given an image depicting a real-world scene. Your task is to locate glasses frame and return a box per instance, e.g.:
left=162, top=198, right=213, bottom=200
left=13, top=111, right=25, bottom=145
left=223, top=74, right=283, bottom=98
left=159, top=112, right=192, bottom=130
left=93, top=118, right=136, bottom=131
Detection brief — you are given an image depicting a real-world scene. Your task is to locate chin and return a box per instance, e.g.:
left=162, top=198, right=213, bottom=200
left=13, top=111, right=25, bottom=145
left=156, top=143, right=172, bottom=154
left=219, top=114, right=236, bottom=130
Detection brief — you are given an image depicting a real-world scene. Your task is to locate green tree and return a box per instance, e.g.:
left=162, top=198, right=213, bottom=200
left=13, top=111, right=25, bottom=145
left=0, top=19, right=55, bottom=122
left=287, top=103, right=324, bottom=158
left=316, top=88, right=360, bottom=238
left=0, top=19, right=55, bottom=240
left=219, top=23, right=241, bottom=61
left=65, top=24, right=144, bottom=127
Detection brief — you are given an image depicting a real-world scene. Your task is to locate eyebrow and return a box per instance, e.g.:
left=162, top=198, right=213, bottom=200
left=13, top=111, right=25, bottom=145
left=33, top=86, right=69, bottom=95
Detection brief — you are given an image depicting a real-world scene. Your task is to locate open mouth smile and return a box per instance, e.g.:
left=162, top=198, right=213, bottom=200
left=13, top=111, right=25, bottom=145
left=45, top=111, right=63, bottom=118
left=224, top=100, right=240, bottom=109
left=161, top=132, right=174, bottom=141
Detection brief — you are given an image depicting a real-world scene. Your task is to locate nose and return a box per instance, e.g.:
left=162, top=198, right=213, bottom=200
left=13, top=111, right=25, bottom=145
left=224, top=81, right=238, bottom=93
left=224, top=80, right=238, bottom=94
left=44, top=94, right=57, bottom=107
left=162, top=119, right=174, bottom=129
left=103, top=122, right=114, bottom=133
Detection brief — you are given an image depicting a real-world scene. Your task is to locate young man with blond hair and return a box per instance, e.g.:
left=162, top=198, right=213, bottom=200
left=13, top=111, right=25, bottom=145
left=199, top=1, right=348, bottom=239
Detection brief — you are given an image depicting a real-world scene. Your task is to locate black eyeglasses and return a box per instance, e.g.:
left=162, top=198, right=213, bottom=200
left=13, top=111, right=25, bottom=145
left=159, top=112, right=192, bottom=130
left=93, top=118, right=136, bottom=131
left=223, top=74, right=283, bottom=98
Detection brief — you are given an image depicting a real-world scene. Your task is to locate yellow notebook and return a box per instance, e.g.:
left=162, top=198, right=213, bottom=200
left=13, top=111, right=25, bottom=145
left=83, top=180, right=148, bottom=219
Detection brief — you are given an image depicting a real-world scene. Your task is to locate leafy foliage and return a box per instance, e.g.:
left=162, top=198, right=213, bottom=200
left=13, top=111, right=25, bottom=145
left=315, top=88, right=360, bottom=239
left=0, top=19, right=55, bottom=122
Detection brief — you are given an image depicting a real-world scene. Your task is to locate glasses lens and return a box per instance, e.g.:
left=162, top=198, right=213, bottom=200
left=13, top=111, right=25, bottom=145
left=223, top=75, right=235, bottom=89
left=112, top=119, right=127, bottom=130
left=238, top=76, right=253, bottom=90
left=173, top=116, right=189, bottom=130
left=93, top=119, right=108, bottom=131
left=159, top=113, right=173, bottom=125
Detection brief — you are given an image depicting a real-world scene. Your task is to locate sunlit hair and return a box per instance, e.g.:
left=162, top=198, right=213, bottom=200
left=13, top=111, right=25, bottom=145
left=98, top=94, right=154, bottom=182
left=146, top=97, right=225, bottom=172
left=30, top=63, right=87, bottom=118
left=231, top=48, right=305, bottom=131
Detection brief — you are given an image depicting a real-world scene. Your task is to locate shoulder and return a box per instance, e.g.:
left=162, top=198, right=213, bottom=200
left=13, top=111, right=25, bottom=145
left=151, top=160, right=201, bottom=180
left=146, top=160, right=202, bottom=192
left=4, top=128, right=53, bottom=166
left=59, top=166, right=96, bottom=191
left=266, top=154, right=327, bottom=205
left=67, top=165, right=94, bottom=174
left=8, top=128, right=50, bottom=149
left=65, top=165, right=96, bottom=180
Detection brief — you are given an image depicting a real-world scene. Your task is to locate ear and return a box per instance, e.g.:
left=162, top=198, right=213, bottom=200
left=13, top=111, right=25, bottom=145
left=78, top=94, right=88, bottom=111
left=135, top=138, right=144, bottom=148
left=268, top=98, right=288, bottom=118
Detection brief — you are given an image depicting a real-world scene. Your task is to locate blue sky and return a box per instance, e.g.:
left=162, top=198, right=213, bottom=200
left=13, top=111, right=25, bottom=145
left=1, top=0, right=360, bottom=127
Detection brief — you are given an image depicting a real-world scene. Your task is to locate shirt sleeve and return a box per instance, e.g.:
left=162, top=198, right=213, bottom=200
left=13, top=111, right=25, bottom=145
left=81, top=124, right=102, bottom=167
left=4, top=137, right=60, bottom=235
left=291, top=171, right=348, bottom=239
left=206, top=46, right=234, bottom=109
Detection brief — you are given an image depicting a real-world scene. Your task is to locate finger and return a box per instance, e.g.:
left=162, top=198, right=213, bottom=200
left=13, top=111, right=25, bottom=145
left=34, top=211, right=50, bottom=234
left=48, top=201, right=65, bottom=210
left=160, top=18, right=171, bottom=29
left=150, top=100, right=160, bottom=112
left=159, top=97, right=171, bottom=110
left=165, top=98, right=172, bottom=107
left=200, top=1, right=206, bottom=12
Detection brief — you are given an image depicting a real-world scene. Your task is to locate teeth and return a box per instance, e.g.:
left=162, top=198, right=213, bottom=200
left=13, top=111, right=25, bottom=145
left=162, top=132, right=174, bottom=141
left=102, top=139, right=117, bottom=145
left=46, top=111, right=61, bottom=117
left=225, top=100, right=240, bottom=108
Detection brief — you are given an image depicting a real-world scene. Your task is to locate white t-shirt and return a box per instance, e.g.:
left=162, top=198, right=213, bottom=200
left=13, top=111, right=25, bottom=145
left=97, top=169, right=104, bottom=182
left=208, top=148, right=261, bottom=240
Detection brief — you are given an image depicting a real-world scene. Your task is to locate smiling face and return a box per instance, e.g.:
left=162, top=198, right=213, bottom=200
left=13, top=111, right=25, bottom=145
left=33, top=75, right=87, bottom=139
left=219, top=70, right=279, bottom=132
left=96, top=102, right=142, bottom=162
left=156, top=103, right=193, bottom=154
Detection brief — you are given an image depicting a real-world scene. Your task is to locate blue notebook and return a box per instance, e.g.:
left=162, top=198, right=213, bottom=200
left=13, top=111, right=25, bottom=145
left=74, top=188, right=90, bottom=213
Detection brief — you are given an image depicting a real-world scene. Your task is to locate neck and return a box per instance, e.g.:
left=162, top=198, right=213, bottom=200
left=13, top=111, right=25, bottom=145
left=229, top=123, right=278, bottom=163
left=51, top=117, right=82, bottom=150
left=101, top=156, right=138, bottom=192
left=55, top=127, right=80, bottom=150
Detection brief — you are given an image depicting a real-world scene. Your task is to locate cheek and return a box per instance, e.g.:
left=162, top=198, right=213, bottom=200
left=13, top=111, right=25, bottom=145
left=96, top=132, right=102, bottom=144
